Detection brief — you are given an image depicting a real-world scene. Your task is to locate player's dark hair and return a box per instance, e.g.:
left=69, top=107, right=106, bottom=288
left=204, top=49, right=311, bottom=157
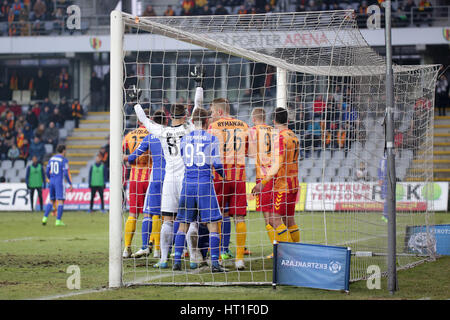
left=273, top=107, right=288, bottom=125
left=170, top=104, right=186, bottom=119
left=153, top=109, right=167, bottom=125
left=56, top=144, right=66, bottom=154
left=192, top=107, right=209, bottom=128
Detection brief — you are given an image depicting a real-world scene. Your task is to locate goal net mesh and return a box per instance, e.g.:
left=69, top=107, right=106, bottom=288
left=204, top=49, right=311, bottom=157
left=119, top=10, right=440, bottom=286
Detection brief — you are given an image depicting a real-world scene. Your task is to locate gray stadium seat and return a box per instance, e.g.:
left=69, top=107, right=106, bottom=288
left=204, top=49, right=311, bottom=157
left=59, top=128, right=68, bottom=140
left=1, top=160, right=12, bottom=170
left=13, top=161, right=25, bottom=170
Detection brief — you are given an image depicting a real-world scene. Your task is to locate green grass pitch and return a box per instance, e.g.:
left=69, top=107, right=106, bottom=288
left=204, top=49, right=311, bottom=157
left=0, top=211, right=449, bottom=300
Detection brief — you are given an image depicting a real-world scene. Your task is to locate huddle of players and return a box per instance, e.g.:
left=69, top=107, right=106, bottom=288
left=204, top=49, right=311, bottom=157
left=122, top=86, right=300, bottom=272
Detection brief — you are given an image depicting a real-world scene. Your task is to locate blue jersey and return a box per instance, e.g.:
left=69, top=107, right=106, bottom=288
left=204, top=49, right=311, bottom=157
left=46, top=154, right=72, bottom=201
left=177, top=129, right=223, bottom=223
left=46, top=154, right=72, bottom=186
left=180, top=129, right=223, bottom=182
left=128, top=133, right=166, bottom=182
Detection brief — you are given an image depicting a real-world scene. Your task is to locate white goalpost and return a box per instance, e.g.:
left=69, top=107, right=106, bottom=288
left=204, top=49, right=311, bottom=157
left=109, top=9, right=440, bottom=288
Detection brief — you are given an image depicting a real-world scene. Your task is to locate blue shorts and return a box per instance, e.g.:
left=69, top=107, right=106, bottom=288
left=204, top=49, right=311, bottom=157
left=177, top=180, right=222, bottom=224
left=143, top=181, right=163, bottom=216
left=49, top=181, right=65, bottom=201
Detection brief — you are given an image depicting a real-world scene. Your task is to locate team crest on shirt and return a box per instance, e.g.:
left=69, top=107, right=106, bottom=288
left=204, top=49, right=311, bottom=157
left=90, top=37, right=102, bottom=50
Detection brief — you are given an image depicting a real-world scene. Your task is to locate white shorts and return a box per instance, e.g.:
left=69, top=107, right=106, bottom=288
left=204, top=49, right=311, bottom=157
left=161, top=178, right=183, bottom=214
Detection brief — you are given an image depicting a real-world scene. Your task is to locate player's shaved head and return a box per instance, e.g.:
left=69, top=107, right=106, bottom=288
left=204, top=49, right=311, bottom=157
left=251, top=107, right=266, bottom=123
left=192, top=107, right=209, bottom=129
left=211, top=98, right=230, bottom=115
left=170, top=104, right=186, bottom=119
left=153, top=109, right=167, bottom=125
left=273, top=107, right=288, bottom=125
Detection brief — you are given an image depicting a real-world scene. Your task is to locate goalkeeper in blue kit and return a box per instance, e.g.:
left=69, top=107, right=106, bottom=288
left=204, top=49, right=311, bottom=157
left=42, top=144, right=73, bottom=226
left=172, top=107, right=225, bottom=273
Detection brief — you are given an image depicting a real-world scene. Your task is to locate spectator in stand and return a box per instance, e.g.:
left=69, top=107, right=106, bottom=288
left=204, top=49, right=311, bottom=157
left=403, top=0, right=416, bottom=23
left=7, top=143, right=20, bottom=162
left=355, top=161, right=370, bottom=181
left=26, top=106, right=39, bottom=129
left=103, top=70, right=110, bottom=111
left=142, top=4, right=156, bottom=16
left=436, top=73, right=449, bottom=116
left=237, top=4, right=248, bottom=14
left=0, top=1, right=10, bottom=23
left=31, top=102, right=41, bottom=118
left=181, top=0, right=195, bottom=16
left=417, top=0, right=432, bottom=26
left=214, top=4, right=229, bottom=15
left=50, top=107, right=65, bottom=128
left=194, top=0, right=208, bottom=14
left=42, top=121, right=59, bottom=149
left=90, top=71, right=103, bottom=111
left=164, top=5, right=175, bottom=16
left=38, top=105, right=52, bottom=126
left=19, top=137, right=29, bottom=161
left=305, top=113, right=322, bottom=158
left=22, top=122, right=33, bottom=141
left=199, top=4, right=213, bottom=15
left=53, top=7, right=65, bottom=33
left=41, top=97, right=54, bottom=112
left=58, top=67, right=71, bottom=99
left=0, top=139, right=8, bottom=160
left=28, top=135, right=45, bottom=162
left=10, top=0, right=24, bottom=20
left=34, top=123, right=45, bottom=139
left=263, top=3, right=273, bottom=14
left=313, top=94, right=327, bottom=118
left=34, top=69, right=49, bottom=100
left=71, top=99, right=83, bottom=128
left=32, top=0, right=46, bottom=20
left=15, top=126, right=25, bottom=147
left=58, top=96, right=71, bottom=122
left=9, top=100, right=22, bottom=118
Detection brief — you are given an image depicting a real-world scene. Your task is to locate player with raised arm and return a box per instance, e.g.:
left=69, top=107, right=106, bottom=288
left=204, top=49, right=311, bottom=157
left=124, top=110, right=167, bottom=259
left=173, top=107, right=225, bottom=273
left=133, top=70, right=203, bottom=268
left=252, top=108, right=300, bottom=250
left=248, top=108, right=277, bottom=249
left=122, top=120, right=151, bottom=258
left=41, top=144, right=73, bottom=226
left=208, top=98, right=249, bottom=270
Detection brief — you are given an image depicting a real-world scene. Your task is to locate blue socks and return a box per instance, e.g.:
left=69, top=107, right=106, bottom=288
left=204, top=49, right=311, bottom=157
left=141, top=217, right=152, bottom=250
left=210, top=232, right=220, bottom=265
left=56, top=205, right=64, bottom=220
left=174, top=231, right=186, bottom=265
left=44, top=203, right=53, bottom=218
left=221, top=216, right=231, bottom=254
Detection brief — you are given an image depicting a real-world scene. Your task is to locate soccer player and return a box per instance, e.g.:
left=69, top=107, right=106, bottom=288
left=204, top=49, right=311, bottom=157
left=248, top=108, right=276, bottom=247
left=134, top=103, right=196, bottom=268
left=252, top=108, right=300, bottom=248
left=122, top=120, right=151, bottom=258
left=124, top=110, right=167, bottom=259
left=41, top=144, right=73, bottom=226
left=173, top=107, right=225, bottom=273
left=208, top=98, right=249, bottom=270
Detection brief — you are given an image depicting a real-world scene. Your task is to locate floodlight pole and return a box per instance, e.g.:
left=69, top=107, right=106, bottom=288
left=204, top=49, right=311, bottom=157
left=109, top=10, right=124, bottom=288
left=384, top=0, right=398, bottom=294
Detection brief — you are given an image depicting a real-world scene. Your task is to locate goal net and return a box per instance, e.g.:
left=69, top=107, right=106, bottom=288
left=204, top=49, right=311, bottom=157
left=109, top=10, right=440, bottom=287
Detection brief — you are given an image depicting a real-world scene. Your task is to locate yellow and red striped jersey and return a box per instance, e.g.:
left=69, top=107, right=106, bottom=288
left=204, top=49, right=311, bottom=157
left=123, top=126, right=151, bottom=182
left=265, top=128, right=299, bottom=193
left=249, top=124, right=273, bottom=180
left=208, top=117, right=249, bottom=181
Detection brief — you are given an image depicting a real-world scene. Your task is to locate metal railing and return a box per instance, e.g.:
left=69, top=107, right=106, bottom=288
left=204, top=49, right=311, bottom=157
left=0, top=5, right=448, bottom=37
